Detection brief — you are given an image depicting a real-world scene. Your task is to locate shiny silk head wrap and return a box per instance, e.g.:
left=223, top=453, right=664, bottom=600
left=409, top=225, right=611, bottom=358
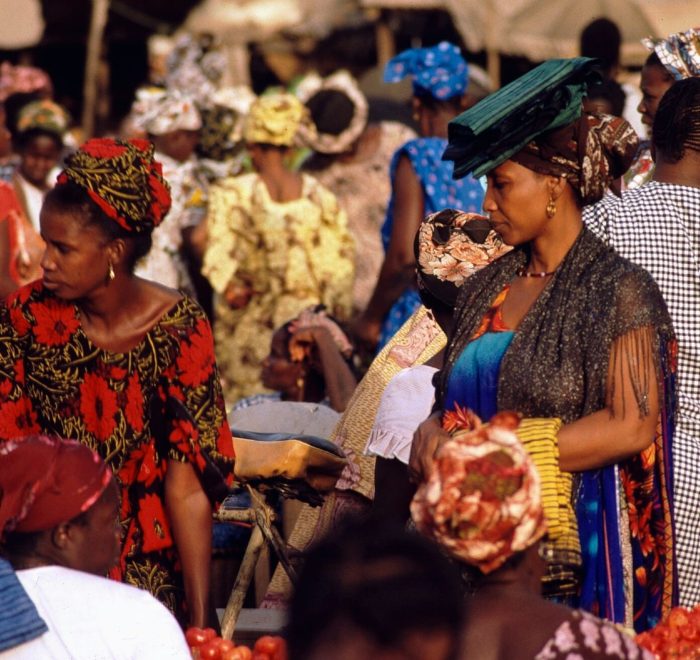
left=443, top=58, right=601, bottom=179
left=510, top=113, right=639, bottom=205
left=642, top=28, right=700, bottom=81
left=384, top=41, right=468, bottom=101
left=243, top=92, right=317, bottom=148
left=0, top=436, right=113, bottom=537
left=56, top=138, right=172, bottom=234
left=411, top=412, right=547, bottom=574
left=415, top=208, right=512, bottom=307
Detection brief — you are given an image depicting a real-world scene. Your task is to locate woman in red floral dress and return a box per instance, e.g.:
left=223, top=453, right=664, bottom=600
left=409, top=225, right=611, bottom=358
left=0, top=138, right=234, bottom=629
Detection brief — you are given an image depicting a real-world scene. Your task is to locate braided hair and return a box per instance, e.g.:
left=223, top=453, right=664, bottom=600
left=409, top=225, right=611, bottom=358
left=653, top=77, right=700, bottom=164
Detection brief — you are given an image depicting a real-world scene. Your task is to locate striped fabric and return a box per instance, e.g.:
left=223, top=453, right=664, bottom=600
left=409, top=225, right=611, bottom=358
left=0, top=559, right=46, bottom=652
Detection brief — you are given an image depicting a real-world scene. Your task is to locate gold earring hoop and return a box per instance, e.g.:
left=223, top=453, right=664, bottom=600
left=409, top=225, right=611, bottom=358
left=546, top=196, right=557, bottom=218
left=107, top=261, right=115, bottom=281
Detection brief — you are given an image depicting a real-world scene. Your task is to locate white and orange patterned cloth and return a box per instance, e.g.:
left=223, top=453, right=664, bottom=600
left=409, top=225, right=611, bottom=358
left=411, top=411, right=547, bottom=574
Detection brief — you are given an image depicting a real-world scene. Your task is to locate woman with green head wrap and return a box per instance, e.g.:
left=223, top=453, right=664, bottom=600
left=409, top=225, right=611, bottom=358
left=410, top=58, right=677, bottom=632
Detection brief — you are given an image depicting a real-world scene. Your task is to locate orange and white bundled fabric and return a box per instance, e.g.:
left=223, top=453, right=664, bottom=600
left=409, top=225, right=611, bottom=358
left=411, top=411, right=547, bottom=574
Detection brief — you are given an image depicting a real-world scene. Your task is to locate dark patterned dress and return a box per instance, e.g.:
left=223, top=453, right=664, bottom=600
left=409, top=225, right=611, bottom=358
left=0, top=281, right=234, bottom=620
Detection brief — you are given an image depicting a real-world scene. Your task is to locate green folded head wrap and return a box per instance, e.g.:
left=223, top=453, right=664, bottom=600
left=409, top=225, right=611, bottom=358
left=443, top=58, right=601, bottom=180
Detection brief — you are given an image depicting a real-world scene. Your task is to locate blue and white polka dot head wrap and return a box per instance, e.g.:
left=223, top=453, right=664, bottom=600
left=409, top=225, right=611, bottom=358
left=384, top=41, right=468, bottom=101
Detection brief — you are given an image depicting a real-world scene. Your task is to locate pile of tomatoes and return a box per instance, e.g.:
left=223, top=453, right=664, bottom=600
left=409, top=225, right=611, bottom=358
left=635, top=605, right=700, bottom=658
left=186, top=628, right=288, bottom=660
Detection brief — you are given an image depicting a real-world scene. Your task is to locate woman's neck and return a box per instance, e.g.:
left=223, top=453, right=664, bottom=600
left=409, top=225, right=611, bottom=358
left=527, top=208, right=583, bottom=274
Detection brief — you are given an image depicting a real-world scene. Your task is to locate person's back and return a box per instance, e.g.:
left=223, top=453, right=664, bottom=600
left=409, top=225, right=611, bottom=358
left=4, top=565, right=190, bottom=659
left=584, top=77, right=700, bottom=607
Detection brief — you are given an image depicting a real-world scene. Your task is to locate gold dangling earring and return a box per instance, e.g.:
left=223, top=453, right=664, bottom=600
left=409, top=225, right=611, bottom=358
left=107, top=261, right=115, bottom=282
left=295, top=374, right=305, bottom=401
left=546, top=196, right=557, bottom=219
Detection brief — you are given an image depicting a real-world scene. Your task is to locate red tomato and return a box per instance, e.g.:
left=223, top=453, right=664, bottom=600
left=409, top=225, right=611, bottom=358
left=222, top=647, right=253, bottom=660
left=199, top=640, right=221, bottom=659
left=271, top=638, right=287, bottom=660
left=254, top=636, right=278, bottom=654
left=186, top=627, right=209, bottom=648
left=213, top=639, right=234, bottom=653
left=251, top=654, right=270, bottom=660
left=202, top=628, right=218, bottom=643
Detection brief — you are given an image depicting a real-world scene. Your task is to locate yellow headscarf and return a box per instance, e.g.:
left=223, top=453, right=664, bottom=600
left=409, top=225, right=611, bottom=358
left=243, top=92, right=316, bottom=147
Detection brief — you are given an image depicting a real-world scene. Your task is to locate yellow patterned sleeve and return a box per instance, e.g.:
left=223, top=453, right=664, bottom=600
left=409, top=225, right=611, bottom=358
left=202, top=176, right=255, bottom=294
left=308, top=177, right=355, bottom=319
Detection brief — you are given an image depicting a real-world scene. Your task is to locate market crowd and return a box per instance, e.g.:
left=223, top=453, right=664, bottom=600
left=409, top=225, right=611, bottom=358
left=0, top=19, right=699, bottom=660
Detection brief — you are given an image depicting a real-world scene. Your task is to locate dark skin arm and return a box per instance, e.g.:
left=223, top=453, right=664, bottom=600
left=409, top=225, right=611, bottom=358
left=353, top=154, right=424, bottom=350
left=289, top=326, right=357, bottom=412
left=409, top=328, right=659, bottom=479
left=165, top=459, right=218, bottom=630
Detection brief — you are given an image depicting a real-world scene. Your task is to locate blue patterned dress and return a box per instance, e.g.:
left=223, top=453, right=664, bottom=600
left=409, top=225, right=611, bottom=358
left=378, top=137, right=483, bottom=348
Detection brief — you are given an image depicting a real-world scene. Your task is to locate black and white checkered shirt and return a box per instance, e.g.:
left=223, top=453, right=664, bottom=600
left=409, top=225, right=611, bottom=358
left=584, top=181, right=700, bottom=606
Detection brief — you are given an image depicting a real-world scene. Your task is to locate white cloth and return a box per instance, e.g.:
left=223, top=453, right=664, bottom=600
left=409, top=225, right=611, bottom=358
left=365, top=364, right=437, bottom=464
left=135, top=152, right=207, bottom=293
left=584, top=181, right=700, bottom=607
left=0, top=566, right=190, bottom=659
left=14, top=173, right=44, bottom=231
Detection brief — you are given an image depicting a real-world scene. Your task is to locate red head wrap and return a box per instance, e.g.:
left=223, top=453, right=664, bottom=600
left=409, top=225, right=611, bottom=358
left=0, top=436, right=113, bottom=537
left=56, top=138, right=171, bottom=234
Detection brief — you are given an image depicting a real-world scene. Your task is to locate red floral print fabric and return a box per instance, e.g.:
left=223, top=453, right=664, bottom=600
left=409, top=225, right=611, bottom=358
left=0, top=281, right=234, bottom=620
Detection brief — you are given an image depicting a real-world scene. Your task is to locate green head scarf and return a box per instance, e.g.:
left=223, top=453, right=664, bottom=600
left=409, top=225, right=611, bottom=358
left=443, top=58, right=601, bottom=179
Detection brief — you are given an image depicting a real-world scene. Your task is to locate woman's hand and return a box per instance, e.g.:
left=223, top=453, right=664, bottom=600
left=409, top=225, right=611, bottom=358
left=288, top=326, right=324, bottom=367
left=223, top=281, right=253, bottom=309
left=408, top=411, right=450, bottom=483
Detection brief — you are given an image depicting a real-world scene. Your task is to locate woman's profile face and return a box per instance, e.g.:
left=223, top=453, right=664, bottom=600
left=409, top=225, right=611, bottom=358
left=483, top=161, right=552, bottom=246
left=39, top=205, right=113, bottom=300
left=66, top=479, right=121, bottom=576
left=637, top=63, right=674, bottom=130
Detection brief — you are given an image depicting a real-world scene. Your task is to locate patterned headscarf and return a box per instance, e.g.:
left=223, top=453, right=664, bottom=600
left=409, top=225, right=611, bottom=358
left=510, top=113, right=639, bottom=205
left=384, top=41, right=468, bottom=101
left=642, top=28, right=700, bottom=81
left=415, top=208, right=511, bottom=307
left=130, top=87, right=202, bottom=136
left=165, top=33, right=227, bottom=107
left=244, top=92, right=317, bottom=147
left=0, top=62, right=52, bottom=102
left=16, top=99, right=69, bottom=139
left=296, top=70, right=369, bottom=154
left=56, top=138, right=171, bottom=234
left=0, top=435, right=113, bottom=537
left=411, top=411, right=547, bottom=574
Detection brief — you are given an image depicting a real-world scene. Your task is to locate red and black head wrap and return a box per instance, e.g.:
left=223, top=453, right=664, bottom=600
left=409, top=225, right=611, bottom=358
left=0, top=436, right=113, bottom=538
left=56, top=138, right=171, bottom=234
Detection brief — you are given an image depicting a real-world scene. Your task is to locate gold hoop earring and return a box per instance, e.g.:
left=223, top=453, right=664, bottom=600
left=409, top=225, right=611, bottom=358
left=107, top=261, right=115, bottom=281
left=546, top=196, right=557, bottom=219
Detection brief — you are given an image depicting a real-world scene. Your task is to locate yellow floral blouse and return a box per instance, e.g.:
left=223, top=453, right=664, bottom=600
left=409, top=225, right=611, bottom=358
left=203, top=172, right=355, bottom=402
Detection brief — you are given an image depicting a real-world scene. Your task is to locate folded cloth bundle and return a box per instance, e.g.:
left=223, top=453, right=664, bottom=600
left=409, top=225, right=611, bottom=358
left=516, top=417, right=582, bottom=598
